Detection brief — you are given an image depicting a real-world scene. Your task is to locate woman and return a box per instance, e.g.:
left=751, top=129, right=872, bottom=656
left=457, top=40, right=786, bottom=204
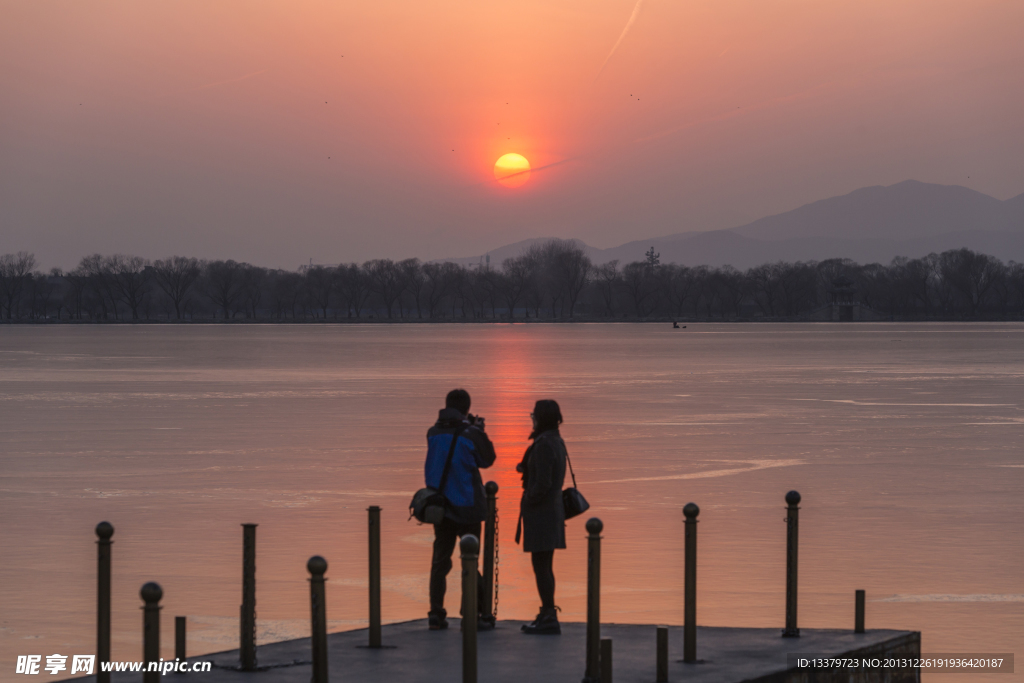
left=516, top=399, right=568, bottom=635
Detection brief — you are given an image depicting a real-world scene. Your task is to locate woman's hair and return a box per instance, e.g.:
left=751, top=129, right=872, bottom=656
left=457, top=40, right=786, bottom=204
left=531, top=399, right=563, bottom=437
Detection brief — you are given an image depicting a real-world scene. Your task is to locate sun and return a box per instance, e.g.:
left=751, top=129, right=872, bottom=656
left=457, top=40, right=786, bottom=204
left=494, top=153, right=531, bottom=188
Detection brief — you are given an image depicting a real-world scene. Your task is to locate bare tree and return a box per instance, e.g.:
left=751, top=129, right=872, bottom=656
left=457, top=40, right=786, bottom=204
left=448, top=264, right=469, bottom=318
left=1007, top=262, right=1024, bottom=317
left=660, top=264, right=694, bottom=318
left=239, top=264, right=265, bottom=318
left=622, top=261, right=656, bottom=317
left=152, top=256, right=202, bottom=320
left=940, top=248, right=1000, bottom=316
left=107, top=255, right=151, bottom=320
left=592, top=260, right=620, bottom=317
left=859, top=263, right=898, bottom=318
left=364, top=259, right=404, bottom=318
left=777, top=262, right=818, bottom=316
left=271, top=270, right=303, bottom=319
left=422, top=262, right=458, bottom=319
left=399, top=258, right=425, bottom=319
left=551, top=241, right=592, bottom=318
left=892, top=255, right=937, bottom=317
left=500, top=255, right=532, bottom=319
left=76, top=254, right=118, bottom=319
left=475, top=268, right=503, bottom=319
left=748, top=262, right=783, bottom=316
left=63, top=266, right=89, bottom=320
left=27, top=269, right=60, bottom=319
left=716, top=266, right=747, bottom=318
left=203, top=260, right=243, bottom=319
left=988, top=261, right=1013, bottom=317
left=303, top=265, right=334, bottom=319
left=0, top=252, right=37, bottom=319
left=337, top=264, right=371, bottom=318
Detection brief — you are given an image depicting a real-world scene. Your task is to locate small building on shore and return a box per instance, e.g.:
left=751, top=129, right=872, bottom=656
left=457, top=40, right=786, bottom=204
left=812, top=276, right=880, bottom=321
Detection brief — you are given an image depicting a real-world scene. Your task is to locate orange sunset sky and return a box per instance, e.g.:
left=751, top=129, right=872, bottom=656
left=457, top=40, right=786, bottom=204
left=2, top=0, right=1022, bottom=268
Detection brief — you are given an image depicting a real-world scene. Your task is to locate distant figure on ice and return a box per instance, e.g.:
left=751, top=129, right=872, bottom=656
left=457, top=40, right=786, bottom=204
left=423, top=388, right=496, bottom=631
left=516, top=399, right=568, bottom=635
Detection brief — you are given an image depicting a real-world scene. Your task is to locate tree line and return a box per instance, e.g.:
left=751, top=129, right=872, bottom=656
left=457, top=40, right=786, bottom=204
left=1, top=242, right=1022, bottom=322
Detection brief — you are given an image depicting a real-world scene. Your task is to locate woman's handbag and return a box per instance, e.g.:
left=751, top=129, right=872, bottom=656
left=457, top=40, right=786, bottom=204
left=562, top=450, right=590, bottom=520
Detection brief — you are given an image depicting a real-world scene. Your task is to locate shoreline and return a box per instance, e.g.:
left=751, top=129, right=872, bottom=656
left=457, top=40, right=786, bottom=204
left=2, top=317, right=1022, bottom=325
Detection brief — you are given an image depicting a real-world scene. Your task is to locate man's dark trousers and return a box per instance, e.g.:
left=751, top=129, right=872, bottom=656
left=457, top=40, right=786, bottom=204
left=429, top=517, right=487, bottom=617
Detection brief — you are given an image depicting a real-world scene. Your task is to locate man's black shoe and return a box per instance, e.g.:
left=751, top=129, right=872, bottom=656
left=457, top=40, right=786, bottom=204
left=428, top=613, right=449, bottom=630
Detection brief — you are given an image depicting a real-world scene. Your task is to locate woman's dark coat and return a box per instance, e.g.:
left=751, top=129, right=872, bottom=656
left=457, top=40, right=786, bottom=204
left=518, top=428, right=567, bottom=552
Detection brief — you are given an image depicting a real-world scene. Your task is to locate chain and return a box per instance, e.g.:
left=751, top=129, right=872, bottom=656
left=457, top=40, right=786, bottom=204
left=493, top=499, right=500, bottom=619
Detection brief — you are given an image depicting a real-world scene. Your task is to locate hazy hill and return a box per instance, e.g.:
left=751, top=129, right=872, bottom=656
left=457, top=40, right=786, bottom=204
left=444, top=181, right=1024, bottom=269
left=1004, top=190, right=1024, bottom=224
left=731, top=180, right=1019, bottom=240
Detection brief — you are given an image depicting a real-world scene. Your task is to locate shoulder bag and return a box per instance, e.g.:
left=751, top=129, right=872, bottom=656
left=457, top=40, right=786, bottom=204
left=410, top=427, right=464, bottom=524
left=562, top=449, right=590, bottom=520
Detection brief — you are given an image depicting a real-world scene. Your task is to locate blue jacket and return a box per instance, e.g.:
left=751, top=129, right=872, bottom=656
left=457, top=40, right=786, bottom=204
left=424, top=408, right=496, bottom=524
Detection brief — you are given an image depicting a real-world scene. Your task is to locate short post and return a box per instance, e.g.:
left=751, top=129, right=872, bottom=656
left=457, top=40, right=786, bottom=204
left=600, top=638, right=613, bottom=683
left=481, top=482, right=498, bottom=623
left=656, top=626, right=669, bottom=682
left=240, top=523, right=257, bottom=670
left=583, top=518, right=603, bottom=683
left=95, top=522, right=114, bottom=683
left=855, top=590, right=865, bottom=633
left=308, top=556, right=329, bottom=683
left=368, top=505, right=382, bottom=648
left=461, top=535, right=479, bottom=683
left=783, top=490, right=801, bottom=637
left=175, top=616, right=186, bottom=669
left=683, top=503, right=699, bottom=662
left=141, top=582, right=162, bottom=683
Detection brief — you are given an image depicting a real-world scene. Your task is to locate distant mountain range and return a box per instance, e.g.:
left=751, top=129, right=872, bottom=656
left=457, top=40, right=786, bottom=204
left=443, top=180, right=1024, bottom=269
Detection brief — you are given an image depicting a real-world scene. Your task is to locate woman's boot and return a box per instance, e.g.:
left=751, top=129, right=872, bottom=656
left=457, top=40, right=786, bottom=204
left=521, top=606, right=561, bottom=635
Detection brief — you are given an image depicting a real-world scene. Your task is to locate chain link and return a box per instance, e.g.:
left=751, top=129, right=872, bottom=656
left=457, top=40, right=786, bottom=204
left=493, top=498, right=499, bottom=618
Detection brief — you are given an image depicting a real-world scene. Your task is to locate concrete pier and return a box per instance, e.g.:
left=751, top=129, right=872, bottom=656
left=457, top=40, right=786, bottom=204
left=71, top=620, right=919, bottom=683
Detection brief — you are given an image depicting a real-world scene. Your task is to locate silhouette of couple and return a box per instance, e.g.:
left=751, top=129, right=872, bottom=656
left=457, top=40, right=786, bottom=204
left=423, top=389, right=568, bottom=635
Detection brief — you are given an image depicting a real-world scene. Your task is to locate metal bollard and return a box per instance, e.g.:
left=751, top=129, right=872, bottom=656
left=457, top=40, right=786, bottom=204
left=175, top=616, right=186, bottom=674
left=461, top=535, right=480, bottom=683
left=600, top=638, right=613, bottom=683
left=783, top=491, right=801, bottom=637
left=240, top=523, right=257, bottom=670
left=141, top=582, right=162, bottom=683
left=95, top=522, right=114, bottom=683
left=656, top=626, right=668, bottom=682
left=855, top=590, right=865, bottom=633
left=683, top=503, right=699, bottom=662
left=368, top=505, right=382, bottom=648
left=583, top=518, right=603, bottom=683
left=308, top=556, right=329, bottom=683
left=481, top=482, right=498, bottom=623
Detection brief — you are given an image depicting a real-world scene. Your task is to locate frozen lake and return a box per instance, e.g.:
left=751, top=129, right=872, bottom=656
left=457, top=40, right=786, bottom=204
left=1, top=323, right=1021, bottom=682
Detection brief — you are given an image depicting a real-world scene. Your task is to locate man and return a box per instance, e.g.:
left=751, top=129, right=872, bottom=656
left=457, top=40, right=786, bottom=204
left=424, top=388, right=496, bottom=630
